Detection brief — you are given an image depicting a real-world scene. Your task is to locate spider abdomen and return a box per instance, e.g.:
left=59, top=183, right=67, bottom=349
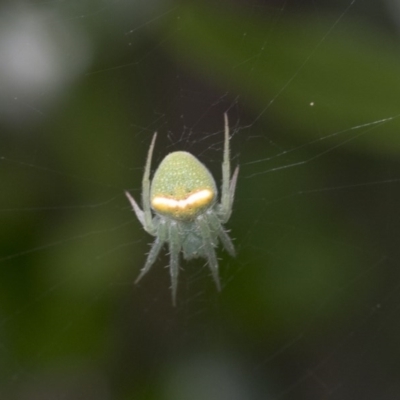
left=150, top=151, right=218, bottom=221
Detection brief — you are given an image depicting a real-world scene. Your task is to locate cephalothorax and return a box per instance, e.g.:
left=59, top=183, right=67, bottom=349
left=125, top=114, right=239, bottom=305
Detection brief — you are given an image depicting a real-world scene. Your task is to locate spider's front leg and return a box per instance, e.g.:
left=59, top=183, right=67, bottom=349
left=217, top=165, right=239, bottom=223
left=141, top=133, right=157, bottom=233
left=125, top=132, right=158, bottom=235
left=125, top=191, right=156, bottom=235
left=125, top=191, right=145, bottom=227
left=219, top=113, right=239, bottom=223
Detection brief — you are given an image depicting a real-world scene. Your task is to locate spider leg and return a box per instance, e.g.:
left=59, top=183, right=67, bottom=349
left=125, top=191, right=145, bottom=227
left=206, top=211, right=235, bottom=257
left=135, top=219, right=167, bottom=284
left=169, top=221, right=181, bottom=306
left=141, top=132, right=157, bottom=234
left=219, top=114, right=239, bottom=223
left=219, top=165, right=240, bottom=223
left=220, top=113, right=231, bottom=218
left=229, top=166, right=239, bottom=206
left=198, top=216, right=221, bottom=292
left=125, top=132, right=158, bottom=235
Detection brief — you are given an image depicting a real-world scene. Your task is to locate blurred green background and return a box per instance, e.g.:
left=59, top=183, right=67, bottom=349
left=1, top=0, right=400, bottom=398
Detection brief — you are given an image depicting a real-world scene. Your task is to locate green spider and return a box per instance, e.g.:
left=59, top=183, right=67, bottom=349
left=125, top=114, right=239, bottom=305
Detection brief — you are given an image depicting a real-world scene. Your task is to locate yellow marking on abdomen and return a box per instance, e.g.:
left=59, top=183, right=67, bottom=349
left=152, top=189, right=214, bottom=214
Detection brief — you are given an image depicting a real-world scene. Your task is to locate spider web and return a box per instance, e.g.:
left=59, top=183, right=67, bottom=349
left=0, top=0, right=400, bottom=399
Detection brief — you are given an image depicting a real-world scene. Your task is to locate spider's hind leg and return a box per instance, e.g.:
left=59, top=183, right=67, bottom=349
left=206, top=211, right=235, bottom=257
left=169, top=221, right=181, bottom=306
left=135, top=219, right=167, bottom=284
left=197, top=215, right=221, bottom=292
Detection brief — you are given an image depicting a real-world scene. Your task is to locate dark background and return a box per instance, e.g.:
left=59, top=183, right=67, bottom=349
left=1, top=0, right=400, bottom=399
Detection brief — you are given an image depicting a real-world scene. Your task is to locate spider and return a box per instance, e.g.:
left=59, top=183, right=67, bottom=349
left=125, top=113, right=239, bottom=305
